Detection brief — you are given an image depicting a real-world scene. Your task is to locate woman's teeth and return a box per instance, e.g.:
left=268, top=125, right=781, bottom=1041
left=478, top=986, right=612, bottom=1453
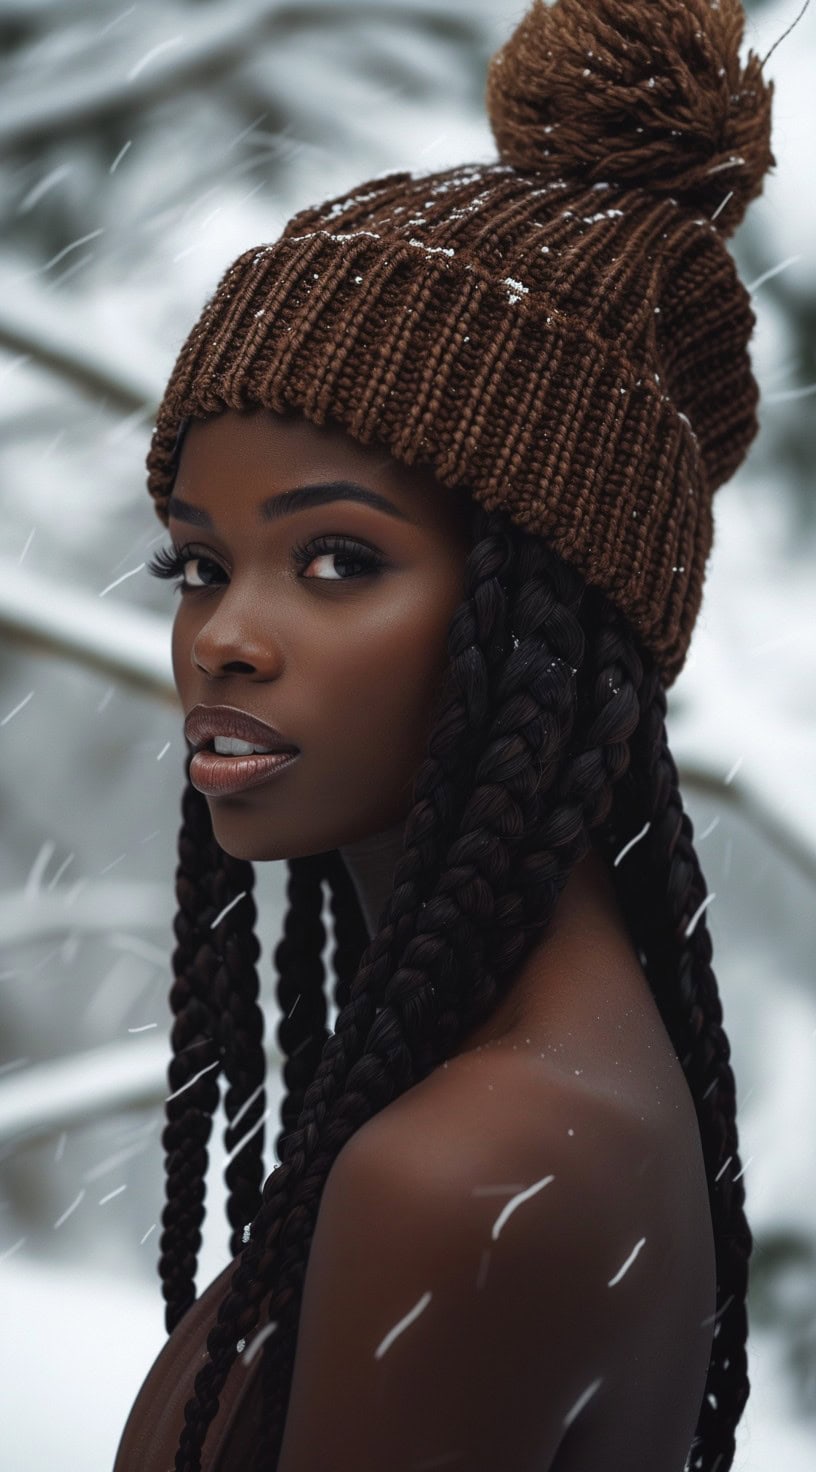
left=212, top=736, right=278, bottom=755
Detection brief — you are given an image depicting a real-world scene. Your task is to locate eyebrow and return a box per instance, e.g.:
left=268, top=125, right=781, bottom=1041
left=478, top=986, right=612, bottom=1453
left=166, top=480, right=416, bottom=528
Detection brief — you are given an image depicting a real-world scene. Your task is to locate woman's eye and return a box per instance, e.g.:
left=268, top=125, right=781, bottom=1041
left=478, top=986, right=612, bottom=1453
left=179, top=555, right=222, bottom=589
left=145, top=545, right=224, bottom=592
left=145, top=536, right=383, bottom=593
left=296, top=536, right=383, bottom=581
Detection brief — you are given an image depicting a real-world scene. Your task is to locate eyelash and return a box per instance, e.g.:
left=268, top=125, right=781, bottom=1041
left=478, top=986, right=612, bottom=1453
left=145, top=535, right=384, bottom=593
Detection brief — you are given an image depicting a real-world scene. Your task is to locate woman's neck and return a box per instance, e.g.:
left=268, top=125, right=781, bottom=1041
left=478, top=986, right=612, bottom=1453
left=338, top=816, right=408, bottom=936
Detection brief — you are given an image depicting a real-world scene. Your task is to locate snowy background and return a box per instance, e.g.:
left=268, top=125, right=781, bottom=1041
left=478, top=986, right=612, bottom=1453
left=0, top=1, right=814, bottom=1467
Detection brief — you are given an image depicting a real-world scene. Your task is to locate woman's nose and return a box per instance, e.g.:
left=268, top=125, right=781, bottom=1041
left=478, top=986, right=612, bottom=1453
left=191, top=613, right=286, bottom=680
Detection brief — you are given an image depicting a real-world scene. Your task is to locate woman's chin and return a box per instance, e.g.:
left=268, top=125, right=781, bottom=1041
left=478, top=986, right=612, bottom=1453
left=206, top=808, right=282, bottom=863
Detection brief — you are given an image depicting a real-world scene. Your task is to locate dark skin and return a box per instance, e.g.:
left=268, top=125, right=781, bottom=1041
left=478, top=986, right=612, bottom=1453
left=144, top=406, right=717, bottom=1470
left=168, top=406, right=474, bottom=864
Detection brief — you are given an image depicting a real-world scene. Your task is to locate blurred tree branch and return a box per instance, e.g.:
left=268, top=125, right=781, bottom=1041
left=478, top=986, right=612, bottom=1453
left=0, top=299, right=156, bottom=412
left=0, top=559, right=174, bottom=704
left=0, top=0, right=285, bottom=151
left=0, top=0, right=482, bottom=150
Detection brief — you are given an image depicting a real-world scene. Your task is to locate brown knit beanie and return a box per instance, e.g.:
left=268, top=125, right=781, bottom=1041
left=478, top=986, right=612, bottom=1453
left=145, top=0, right=775, bottom=689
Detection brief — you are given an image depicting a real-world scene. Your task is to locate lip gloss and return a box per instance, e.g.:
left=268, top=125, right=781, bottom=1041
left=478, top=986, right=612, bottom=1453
left=190, top=749, right=299, bottom=797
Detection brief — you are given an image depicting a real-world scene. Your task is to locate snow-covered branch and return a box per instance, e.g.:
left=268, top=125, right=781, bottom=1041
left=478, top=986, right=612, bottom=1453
left=0, top=1027, right=284, bottom=1147
left=0, top=1037, right=171, bottom=1148
left=0, top=295, right=157, bottom=413
left=0, top=559, right=174, bottom=704
left=0, top=0, right=281, bottom=150
left=677, top=760, right=816, bottom=890
left=0, top=881, right=171, bottom=948
left=0, top=0, right=485, bottom=151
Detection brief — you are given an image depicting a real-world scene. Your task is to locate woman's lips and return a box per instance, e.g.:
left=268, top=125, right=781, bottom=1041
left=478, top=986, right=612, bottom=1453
left=189, top=748, right=300, bottom=796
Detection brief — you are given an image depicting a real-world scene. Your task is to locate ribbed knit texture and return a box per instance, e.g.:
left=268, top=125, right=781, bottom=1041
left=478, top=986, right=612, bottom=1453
left=146, top=0, right=774, bottom=689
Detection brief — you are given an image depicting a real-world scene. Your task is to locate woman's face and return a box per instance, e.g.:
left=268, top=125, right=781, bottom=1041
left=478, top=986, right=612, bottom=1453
left=166, top=407, right=474, bottom=862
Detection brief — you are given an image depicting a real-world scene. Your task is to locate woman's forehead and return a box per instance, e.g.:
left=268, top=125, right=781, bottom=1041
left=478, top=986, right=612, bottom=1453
left=175, top=407, right=474, bottom=540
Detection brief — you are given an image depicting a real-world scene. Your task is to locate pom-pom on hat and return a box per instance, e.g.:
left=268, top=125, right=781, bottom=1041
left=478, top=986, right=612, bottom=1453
left=146, top=0, right=775, bottom=688
left=487, top=0, right=774, bottom=237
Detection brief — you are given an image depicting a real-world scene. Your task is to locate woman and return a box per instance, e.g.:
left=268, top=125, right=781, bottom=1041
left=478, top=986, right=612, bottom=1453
left=115, top=0, right=775, bottom=1467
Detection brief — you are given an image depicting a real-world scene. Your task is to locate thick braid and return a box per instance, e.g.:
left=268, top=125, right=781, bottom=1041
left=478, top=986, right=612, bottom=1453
left=433, top=531, right=619, bottom=1006
left=159, top=760, right=224, bottom=1334
left=481, top=546, right=642, bottom=975
left=426, top=536, right=648, bottom=1065
left=208, top=851, right=267, bottom=1261
left=578, top=591, right=749, bottom=1471
left=624, top=702, right=749, bottom=1470
left=272, top=854, right=330, bottom=1165
left=378, top=505, right=517, bottom=968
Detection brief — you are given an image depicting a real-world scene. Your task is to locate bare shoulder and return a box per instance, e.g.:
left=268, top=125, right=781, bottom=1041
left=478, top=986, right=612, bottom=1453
left=341, top=1045, right=718, bottom=1469
left=346, top=1034, right=685, bottom=1221
left=342, top=1045, right=678, bottom=1335
left=278, top=1049, right=712, bottom=1472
